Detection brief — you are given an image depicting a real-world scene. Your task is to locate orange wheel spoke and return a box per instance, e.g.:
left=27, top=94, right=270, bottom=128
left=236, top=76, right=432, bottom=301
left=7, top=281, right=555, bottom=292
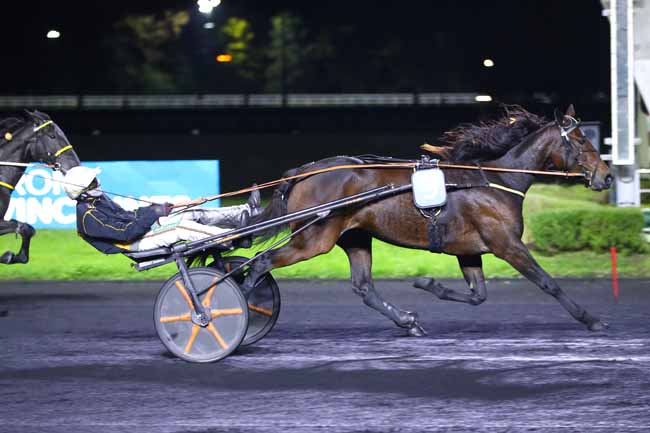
left=184, top=325, right=200, bottom=353
left=207, top=323, right=228, bottom=349
left=175, top=280, right=194, bottom=308
left=211, top=308, right=243, bottom=318
left=248, top=304, right=273, bottom=317
left=160, top=313, right=191, bottom=323
left=201, top=277, right=220, bottom=307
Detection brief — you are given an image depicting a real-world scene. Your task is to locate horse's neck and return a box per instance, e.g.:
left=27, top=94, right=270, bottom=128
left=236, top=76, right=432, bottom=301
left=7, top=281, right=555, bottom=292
left=0, top=140, right=29, bottom=189
left=488, top=127, right=554, bottom=194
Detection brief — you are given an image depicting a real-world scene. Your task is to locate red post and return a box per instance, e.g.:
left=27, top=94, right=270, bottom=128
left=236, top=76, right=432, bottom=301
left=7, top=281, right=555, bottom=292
left=610, top=246, right=619, bottom=301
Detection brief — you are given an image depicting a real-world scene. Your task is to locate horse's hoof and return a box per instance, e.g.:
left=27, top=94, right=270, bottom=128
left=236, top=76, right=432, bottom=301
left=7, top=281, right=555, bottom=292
left=588, top=320, right=610, bottom=332
left=400, top=311, right=427, bottom=337
left=413, top=277, right=433, bottom=290
left=0, top=252, right=15, bottom=264
left=407, top=322, right=427, bottom=337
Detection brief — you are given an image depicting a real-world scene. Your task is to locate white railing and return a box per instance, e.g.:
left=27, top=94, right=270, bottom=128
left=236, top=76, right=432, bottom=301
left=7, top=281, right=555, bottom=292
left=638, top=169, right=650, bottom=205
left=0, top=93, right=487, bottom=110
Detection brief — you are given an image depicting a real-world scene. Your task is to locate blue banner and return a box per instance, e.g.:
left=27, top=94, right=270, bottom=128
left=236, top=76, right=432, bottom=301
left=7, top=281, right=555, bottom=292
left=5, top=160, right=219, bottom=229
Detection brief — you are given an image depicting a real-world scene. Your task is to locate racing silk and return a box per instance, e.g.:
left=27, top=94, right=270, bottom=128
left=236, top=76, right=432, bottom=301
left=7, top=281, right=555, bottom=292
left=76, top=194, right=167, bottom=254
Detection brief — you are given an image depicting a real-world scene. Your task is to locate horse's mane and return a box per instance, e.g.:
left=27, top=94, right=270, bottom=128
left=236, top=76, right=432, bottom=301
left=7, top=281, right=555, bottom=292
left=0, top=117, right=26, bottom=134
left=428, top=106, right=547, bottom=162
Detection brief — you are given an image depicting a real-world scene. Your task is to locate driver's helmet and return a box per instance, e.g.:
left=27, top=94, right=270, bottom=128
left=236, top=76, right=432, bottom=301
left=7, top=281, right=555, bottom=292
left=63, top=166, right=101, bottom=200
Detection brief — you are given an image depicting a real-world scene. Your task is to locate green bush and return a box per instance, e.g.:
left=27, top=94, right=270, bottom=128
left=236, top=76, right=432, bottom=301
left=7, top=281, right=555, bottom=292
left=529, top=208, right=648, bottom=254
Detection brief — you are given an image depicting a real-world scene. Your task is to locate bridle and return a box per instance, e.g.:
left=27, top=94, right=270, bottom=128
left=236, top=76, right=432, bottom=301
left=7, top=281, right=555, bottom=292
left=557, top=115, right=599, bottom=187
left=24, top=119, right=75, bottom=171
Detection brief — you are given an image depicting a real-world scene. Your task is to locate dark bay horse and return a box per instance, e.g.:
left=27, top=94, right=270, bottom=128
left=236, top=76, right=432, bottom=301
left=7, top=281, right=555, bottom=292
left=0, top=111, right=80, bottom=264
left=242, top=105, right=612, bottom=335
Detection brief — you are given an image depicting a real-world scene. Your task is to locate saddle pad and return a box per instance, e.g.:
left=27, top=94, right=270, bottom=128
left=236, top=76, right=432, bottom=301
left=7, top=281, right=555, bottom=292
left=412, top=168, right=446, bottom=208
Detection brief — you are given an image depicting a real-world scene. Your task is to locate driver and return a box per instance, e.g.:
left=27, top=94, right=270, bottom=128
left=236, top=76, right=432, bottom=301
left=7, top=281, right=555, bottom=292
left=63, top=166, right=261, bottom=253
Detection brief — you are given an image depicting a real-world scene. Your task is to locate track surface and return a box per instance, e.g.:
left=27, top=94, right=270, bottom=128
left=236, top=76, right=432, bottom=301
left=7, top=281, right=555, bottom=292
left=1, top=278, right=649, bottom=432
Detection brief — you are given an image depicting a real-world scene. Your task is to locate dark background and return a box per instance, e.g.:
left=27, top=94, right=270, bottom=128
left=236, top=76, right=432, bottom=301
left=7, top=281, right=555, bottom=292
left=0, top=1, right=611, bottom=189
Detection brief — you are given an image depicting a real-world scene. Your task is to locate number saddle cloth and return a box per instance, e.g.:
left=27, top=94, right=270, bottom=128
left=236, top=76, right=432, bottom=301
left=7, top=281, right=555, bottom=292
left=411, top=168, right=447, bottom=253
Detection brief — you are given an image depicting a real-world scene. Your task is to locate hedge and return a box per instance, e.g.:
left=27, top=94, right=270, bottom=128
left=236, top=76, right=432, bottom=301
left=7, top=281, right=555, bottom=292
left=529, top=207, right=648, bottom=254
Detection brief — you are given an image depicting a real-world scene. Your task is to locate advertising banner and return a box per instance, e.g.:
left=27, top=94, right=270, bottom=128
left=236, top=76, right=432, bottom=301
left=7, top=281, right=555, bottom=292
left=4, top=160, right=219, bottom=229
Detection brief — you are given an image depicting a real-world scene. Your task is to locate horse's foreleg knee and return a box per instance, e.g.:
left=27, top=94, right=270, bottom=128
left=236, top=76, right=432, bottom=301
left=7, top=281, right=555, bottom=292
left=0, top=221, right=35, bottom=264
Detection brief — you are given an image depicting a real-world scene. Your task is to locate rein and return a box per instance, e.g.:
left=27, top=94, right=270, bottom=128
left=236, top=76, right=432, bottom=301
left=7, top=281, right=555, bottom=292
left=171, top=160, right=586, bottom=212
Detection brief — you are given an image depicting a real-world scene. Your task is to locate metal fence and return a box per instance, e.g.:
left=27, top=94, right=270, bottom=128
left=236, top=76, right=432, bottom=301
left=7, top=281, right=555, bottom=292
left=0, top=93, right=487, bottom=110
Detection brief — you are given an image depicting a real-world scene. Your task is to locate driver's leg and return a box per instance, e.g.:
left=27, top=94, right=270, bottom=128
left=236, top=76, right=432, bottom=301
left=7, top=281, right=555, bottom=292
left=129, top=220, right=231, bottom=251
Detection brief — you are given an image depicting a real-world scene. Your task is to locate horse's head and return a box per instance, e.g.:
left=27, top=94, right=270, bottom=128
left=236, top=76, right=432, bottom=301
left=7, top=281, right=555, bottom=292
left=547, top=105, right=612, bottom=191
left=21, top=110, right=81, bottom=174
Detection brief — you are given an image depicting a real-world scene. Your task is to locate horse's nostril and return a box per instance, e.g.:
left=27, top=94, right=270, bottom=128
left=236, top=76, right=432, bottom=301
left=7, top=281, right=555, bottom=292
left=604, top=174, right=613, bottom=188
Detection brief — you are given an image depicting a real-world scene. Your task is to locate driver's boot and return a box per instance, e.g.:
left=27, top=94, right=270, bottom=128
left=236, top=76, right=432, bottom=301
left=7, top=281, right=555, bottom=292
left=234, top=211, right=253, bottom=249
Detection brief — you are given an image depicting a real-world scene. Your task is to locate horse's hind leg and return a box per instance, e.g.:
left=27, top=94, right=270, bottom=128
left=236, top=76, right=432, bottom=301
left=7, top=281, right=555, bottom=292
left=0, top=220, right=35, bottom=264
left=338, top=230, right=426, bottom=337
left=241, top=220, right=343, bottom=296
left=414, top=255, right=487, bottom=306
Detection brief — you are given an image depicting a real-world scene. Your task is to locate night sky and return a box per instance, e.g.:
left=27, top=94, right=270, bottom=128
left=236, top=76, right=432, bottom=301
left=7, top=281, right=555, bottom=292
left=1, top=0, right=610, bottom=99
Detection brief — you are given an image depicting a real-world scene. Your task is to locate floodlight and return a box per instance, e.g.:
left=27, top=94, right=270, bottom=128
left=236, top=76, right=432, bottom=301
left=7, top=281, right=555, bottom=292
left=197, top=0, right=221, bottom=14
left=475, top=95, right=493, bottom=102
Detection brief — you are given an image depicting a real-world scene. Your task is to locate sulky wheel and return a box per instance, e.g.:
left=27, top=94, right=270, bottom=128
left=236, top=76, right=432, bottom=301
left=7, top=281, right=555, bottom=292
left=154, top=267, right=249, bottom=363
left=215, top=256, right=281, bottom=347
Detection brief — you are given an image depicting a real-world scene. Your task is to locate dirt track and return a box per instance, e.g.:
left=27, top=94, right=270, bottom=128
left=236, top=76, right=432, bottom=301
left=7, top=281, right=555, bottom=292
left=1, top=278, right=649, bottom=432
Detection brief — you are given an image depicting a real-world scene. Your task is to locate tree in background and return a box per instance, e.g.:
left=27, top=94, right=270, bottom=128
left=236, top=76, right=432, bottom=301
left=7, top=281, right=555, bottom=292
left=109, top=10, right=191, bottom=92
left=264, top=12, right=336, bottom=93
left=220, top=17, right=262, bottom=85
left=263, top=13, right=304, bottom=93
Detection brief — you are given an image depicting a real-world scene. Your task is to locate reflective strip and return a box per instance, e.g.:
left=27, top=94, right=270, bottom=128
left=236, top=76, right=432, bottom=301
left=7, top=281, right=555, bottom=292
left=488, top=183, right=525, bottom=198
left=33, top=120, right=53, bottom=132
left=54, top=144, right=73, bottom=157
left=0, top=181, right=14, bottom=190
left=113, top=242, right=132, bottom=251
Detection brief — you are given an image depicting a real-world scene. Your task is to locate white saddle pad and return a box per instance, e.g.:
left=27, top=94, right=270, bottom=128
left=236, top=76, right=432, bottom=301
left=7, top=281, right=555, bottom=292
left=412, top=168, right=447, bottom=208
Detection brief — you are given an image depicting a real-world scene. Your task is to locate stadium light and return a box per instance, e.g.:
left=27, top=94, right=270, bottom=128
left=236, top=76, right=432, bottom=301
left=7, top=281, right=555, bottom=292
left=203, top=22, right=215, bottom=29
left=483, top=58, right=494, bottom=67
left=46, top=30, right=61, bottom=39
left=475, top=95, right=493, bottom=102
left=216, top=54, right=233, bottom=62
left=197, top=0, right=221, bottom=14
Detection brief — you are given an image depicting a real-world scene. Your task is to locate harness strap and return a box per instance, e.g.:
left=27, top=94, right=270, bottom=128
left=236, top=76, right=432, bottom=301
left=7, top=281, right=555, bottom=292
left=33, top=120, right=53, bottom=132
left=54, top=144, right=73, bottom=157
left=488, top=183, right=525, bottom=198
left=0, top=181, right=14, bottom=190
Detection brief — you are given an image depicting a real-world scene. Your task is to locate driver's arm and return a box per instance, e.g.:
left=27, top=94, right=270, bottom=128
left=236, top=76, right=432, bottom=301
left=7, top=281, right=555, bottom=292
left=79, top=206, right=165, bottom=242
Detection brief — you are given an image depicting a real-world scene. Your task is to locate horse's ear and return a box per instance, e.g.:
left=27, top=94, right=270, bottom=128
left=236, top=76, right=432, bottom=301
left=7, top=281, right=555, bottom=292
left=565, top=104, right=576, bottom=117
left=34, top=110, right=50, bottom=120
left=23, top=109, right=39, bottom=122
left=553, top=108, right=564, bottom=124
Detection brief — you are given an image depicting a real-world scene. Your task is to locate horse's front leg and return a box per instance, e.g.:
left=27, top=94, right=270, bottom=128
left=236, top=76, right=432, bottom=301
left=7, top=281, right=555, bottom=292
left=0, top=220, right=35, bottom=264
left=493, top=238, right=608, bottom=331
